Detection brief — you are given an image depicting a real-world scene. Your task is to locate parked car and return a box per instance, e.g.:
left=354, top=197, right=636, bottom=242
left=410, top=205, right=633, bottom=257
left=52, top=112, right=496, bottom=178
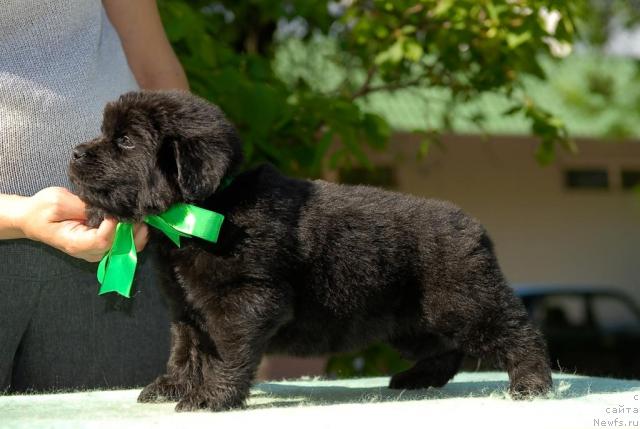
left=513, top=284, right=640, bottom=380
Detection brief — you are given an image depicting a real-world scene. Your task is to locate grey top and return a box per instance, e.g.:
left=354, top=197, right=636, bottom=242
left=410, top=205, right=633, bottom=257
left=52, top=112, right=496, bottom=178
left=0, top=1, right=170, bottom=391
left=0, top=0, right=138, bottom=196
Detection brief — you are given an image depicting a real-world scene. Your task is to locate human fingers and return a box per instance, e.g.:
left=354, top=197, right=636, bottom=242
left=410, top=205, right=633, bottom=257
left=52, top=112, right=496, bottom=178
left=133, top=223, right=149, bottom=252
left=95, top=217, right=118, bottom=246
left=51, top=218, right=114, bottom=262
left=43, top=187, right=88, bottom=221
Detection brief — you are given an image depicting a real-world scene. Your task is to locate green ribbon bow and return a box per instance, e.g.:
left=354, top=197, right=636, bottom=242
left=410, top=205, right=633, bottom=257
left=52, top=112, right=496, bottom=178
left=96, top=203, right=225, bottom=298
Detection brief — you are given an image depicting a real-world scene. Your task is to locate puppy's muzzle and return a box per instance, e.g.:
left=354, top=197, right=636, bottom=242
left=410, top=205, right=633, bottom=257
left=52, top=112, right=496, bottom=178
left=69, top=141, right=95, bottom=182
left=72, top=146, right=88, bottom=161
left=70, top=140, right=97, bottom=166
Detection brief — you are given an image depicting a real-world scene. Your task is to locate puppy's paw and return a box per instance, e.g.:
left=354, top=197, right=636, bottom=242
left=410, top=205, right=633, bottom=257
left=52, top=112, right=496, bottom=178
left=85, top=207, right=106, bottom=228
left=389, top=369, right=451, bottom=390
left=175, top=388, right=246, bottom=412
left=138, top=375, right=188, bottom=403
left=508, top=374, right=552, bottom=400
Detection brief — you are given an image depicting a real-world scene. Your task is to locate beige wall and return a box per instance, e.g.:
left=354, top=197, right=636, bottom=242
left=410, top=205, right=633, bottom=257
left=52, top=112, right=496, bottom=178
left=387, top=134, right=640, bottom=301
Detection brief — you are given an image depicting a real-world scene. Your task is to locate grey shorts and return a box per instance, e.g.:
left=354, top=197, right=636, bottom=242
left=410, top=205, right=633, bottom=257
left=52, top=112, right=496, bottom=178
left=0, top=239, right=170, bottom=392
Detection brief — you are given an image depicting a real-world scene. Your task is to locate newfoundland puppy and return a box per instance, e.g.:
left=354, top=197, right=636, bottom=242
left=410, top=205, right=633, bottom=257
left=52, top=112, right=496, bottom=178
left=69, top=90, right=552, bottom=411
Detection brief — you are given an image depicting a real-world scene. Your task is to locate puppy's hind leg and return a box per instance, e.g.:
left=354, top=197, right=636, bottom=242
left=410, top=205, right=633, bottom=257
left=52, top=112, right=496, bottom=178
left=388, top=332, right=463, bottom=390
left=425, top=261, right=552, bottom=399
left=470, top=301, right=552, bottom=399
left=488, top=295, right=553, bottom=399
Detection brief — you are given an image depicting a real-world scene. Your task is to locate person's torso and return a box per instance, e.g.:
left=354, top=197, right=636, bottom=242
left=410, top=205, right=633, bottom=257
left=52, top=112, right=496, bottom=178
left=0, top=0, right=139, bottom=196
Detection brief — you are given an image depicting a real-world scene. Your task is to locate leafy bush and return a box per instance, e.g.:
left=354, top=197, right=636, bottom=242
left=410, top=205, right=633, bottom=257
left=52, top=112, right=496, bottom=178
left=159, top=0, right=582, bottom=177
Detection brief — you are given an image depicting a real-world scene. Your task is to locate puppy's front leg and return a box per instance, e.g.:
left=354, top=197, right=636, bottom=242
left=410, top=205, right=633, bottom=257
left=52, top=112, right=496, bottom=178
left=138, top=260, right=208, bottom=403
left=175, top=286, right=288, bottom=412
left=138, top=321, right=201, bottom=403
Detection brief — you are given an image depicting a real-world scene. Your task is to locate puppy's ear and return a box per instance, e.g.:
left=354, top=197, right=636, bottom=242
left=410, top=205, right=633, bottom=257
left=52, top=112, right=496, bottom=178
left=172, top=137, right=230, bottom=202
left=157, top=93, right=243, bottom=202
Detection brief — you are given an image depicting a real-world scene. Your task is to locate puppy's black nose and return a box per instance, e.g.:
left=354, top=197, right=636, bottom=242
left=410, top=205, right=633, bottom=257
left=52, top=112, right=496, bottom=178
left=72, top=147, right=87, bottom=161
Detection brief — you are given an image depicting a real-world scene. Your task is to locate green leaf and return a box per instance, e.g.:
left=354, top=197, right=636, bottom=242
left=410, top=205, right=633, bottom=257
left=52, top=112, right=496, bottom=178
left=418, top=140, right=430, bottom=159
left=404, top=41, right=424, bottom=62
left=329, top=148, right=346, bottom=170
left=312, top=131, right=334, bottom=175
left=375, top=40, right=404, bottom=65
left=503, top=105, right=523, bottom=115
left=158, top=1, right=197, bottom=42
left=362, top=113, right=391, bottom=150
left=535, top=140, right=556, bottom=165
left=401, top=25, right=417, bottom=35
left=340, top=128, right=372, bottom=168
left=433, top=0, right=455, bottom=17
left=507, top=31, right=532, bottom=49
left=331, top=100, right=362, bottom=125
left=240, top=83, right=282, bottom=139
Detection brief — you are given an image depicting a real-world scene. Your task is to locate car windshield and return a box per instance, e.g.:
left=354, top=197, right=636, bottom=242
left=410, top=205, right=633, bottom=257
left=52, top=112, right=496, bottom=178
left=591, top=295, right=640, bottom=332
left=531, top=295, right=588, bottom=330
left=526, top=292, right=640, bottom=333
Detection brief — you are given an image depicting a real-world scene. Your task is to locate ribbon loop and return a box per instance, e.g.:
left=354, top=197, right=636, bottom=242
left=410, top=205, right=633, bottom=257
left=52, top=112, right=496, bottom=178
left=97, top=203, right=224, bottom=298
left=143, top=214, right=185, bottom=246
left=158, top=203, right=225, bottom=243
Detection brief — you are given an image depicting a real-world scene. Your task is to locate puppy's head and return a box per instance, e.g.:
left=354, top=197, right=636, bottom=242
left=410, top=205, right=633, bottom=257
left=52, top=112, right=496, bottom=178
left=69, top=90, right=243, bottom=221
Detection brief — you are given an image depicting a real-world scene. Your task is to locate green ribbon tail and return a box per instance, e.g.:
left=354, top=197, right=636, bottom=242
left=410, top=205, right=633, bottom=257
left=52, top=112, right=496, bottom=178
left=97, top=223, right=137, bottom=298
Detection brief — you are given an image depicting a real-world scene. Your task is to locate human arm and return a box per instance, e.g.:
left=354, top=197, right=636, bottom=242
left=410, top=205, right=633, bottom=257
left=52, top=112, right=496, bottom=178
left=0, top=187, right=147, bottom=262
left=103, top=0, right=189, bottom=91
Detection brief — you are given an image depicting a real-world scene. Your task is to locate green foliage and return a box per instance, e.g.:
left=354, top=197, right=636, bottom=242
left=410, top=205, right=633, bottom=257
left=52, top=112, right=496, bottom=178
left=159, top=0, right=583, bottom=178
left=577, top=0, right=640, bottom=46
left=551, top=1, right=640, bottom=141
left=326, top=343, right=411, bottom=378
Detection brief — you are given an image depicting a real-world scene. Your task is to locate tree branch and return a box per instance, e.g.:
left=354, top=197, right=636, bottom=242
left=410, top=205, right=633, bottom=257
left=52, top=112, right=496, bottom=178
left=350, top=75, right=426, bottom=100
left=349, top=65, right=378, bottom=100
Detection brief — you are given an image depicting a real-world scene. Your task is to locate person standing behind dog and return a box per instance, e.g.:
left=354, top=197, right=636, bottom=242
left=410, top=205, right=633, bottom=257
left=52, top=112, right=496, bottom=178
left=0, top=0, right=188, bottom=392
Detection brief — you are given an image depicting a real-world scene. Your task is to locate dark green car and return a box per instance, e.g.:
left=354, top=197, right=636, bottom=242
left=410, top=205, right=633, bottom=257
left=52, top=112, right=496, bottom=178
left=515, top=285, right=640, bottom=380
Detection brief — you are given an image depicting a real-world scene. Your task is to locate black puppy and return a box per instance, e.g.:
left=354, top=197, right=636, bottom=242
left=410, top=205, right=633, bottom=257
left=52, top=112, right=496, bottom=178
left=69, top=90, right=552, bottom=411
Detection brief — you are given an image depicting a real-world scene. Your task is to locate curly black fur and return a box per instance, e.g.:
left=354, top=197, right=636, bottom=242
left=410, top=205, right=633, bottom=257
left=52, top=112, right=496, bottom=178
left=69, top=90, right=552, bottom=411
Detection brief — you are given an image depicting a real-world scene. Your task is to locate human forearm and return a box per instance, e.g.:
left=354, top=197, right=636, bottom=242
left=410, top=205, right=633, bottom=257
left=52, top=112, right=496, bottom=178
left=0, top=193, right=27, bottom=239
left=104, top=0, right=189, bottom=91
left=0, top=187, right=148, bottom=261
left=130, top=50, right=189, bottom=91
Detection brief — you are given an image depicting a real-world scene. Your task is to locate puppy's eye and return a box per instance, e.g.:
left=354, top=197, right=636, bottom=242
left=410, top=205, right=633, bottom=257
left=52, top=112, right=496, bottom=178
left=115, top=136, right=134, bottom=150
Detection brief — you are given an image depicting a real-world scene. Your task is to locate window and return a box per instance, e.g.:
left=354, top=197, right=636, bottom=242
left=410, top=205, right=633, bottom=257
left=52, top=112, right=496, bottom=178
left=621, top=170, right=640, bottom=191
left=564, top=169, right=609, bottom=190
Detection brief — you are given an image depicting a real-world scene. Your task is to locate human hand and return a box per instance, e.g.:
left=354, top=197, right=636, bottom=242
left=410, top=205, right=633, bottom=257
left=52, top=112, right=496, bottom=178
left=14, top=187, right=148, bottom=262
